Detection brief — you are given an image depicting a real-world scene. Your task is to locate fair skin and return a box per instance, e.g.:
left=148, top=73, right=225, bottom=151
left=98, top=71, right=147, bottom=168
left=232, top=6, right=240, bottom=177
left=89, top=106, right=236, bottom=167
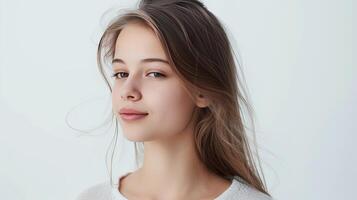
left=111, top=21, right=231, bottom=200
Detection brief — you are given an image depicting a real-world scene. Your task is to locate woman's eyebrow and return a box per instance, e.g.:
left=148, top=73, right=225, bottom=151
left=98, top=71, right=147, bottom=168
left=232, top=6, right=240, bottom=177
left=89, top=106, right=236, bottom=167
left=112, top=58, right=169, bottom=65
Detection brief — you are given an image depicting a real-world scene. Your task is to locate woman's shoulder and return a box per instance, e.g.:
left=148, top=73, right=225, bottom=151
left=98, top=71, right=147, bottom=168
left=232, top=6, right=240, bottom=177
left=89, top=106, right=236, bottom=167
left=216, top=177, right=274, bottom=200
left=235, top=182, right=274, bottom=200
left=75, top=180, right=114, bottom=200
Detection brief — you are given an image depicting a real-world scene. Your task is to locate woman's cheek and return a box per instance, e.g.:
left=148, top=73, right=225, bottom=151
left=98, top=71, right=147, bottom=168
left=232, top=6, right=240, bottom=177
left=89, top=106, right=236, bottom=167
left=147, top=84, right=195, bottom=136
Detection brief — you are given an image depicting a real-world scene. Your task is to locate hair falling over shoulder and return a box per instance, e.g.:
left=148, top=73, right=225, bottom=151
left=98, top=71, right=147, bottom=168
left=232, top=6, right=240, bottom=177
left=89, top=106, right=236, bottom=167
left=97, top=0, right=271, bottom=197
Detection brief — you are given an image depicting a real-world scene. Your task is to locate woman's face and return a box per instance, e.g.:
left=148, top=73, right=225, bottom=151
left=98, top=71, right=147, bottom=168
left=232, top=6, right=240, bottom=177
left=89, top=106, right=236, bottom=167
left=111, top=21, right=196, bottom=142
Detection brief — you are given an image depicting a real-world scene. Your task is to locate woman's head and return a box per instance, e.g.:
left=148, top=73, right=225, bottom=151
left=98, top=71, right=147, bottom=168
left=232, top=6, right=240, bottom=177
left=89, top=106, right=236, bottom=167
left=97, top=0, right=271, bottom=196
left=111, top=20, right=208, bottom=142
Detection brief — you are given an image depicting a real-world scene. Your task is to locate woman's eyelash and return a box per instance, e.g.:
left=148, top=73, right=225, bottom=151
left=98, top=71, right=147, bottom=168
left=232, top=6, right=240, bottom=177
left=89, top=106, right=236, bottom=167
left=111, top=72, right=165, bottom=79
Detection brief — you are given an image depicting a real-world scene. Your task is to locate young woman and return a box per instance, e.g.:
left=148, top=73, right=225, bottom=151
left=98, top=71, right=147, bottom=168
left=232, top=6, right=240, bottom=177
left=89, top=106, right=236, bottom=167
left=77, top=0, right=273, bottom=199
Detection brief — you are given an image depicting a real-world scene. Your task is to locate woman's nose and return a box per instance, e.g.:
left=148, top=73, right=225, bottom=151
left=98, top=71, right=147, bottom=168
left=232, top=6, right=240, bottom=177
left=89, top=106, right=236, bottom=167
left=119, top=77, right=142, bottom=101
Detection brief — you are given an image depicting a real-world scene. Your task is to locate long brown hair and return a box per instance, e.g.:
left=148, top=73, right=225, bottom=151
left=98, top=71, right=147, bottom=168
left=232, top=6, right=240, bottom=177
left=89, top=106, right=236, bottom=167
left=97, top=0, right=271, bottom=196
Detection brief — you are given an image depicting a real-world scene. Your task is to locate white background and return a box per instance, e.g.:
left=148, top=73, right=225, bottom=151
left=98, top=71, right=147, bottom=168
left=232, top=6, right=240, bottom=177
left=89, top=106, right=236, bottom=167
left=0, top=0, right=356, bottom=199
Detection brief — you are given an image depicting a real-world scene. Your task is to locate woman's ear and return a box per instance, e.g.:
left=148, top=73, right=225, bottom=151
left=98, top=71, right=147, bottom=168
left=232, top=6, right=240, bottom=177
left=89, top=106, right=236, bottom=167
left=195, top=94, right=210, bottom=108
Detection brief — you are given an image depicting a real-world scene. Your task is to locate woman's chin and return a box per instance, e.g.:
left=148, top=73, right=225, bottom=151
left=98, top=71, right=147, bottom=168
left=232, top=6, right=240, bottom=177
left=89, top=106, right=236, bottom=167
left=122, top=132, right=152, bottom=142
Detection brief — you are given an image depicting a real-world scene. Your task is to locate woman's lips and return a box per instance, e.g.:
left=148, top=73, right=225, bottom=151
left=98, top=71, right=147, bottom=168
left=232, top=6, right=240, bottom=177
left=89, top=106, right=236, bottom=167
left=120, top=113, right=148, bottom=121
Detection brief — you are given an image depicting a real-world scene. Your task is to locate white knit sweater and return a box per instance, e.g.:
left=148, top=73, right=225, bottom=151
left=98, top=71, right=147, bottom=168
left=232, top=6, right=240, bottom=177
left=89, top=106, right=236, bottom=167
left=76, top=172, right=273, bottom=200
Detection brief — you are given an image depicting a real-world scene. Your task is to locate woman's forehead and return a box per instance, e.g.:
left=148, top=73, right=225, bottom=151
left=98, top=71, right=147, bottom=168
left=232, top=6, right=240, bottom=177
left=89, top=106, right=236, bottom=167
left=114, top=22, right=166, bottom=60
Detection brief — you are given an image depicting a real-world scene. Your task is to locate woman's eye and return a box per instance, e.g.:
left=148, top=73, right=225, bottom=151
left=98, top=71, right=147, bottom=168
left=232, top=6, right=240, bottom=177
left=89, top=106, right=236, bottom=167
left=147, top=72, right=165, bottom=78
left=111, top=72, right=128, bottom=79
left=111, top=72, right=165, bottom=79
